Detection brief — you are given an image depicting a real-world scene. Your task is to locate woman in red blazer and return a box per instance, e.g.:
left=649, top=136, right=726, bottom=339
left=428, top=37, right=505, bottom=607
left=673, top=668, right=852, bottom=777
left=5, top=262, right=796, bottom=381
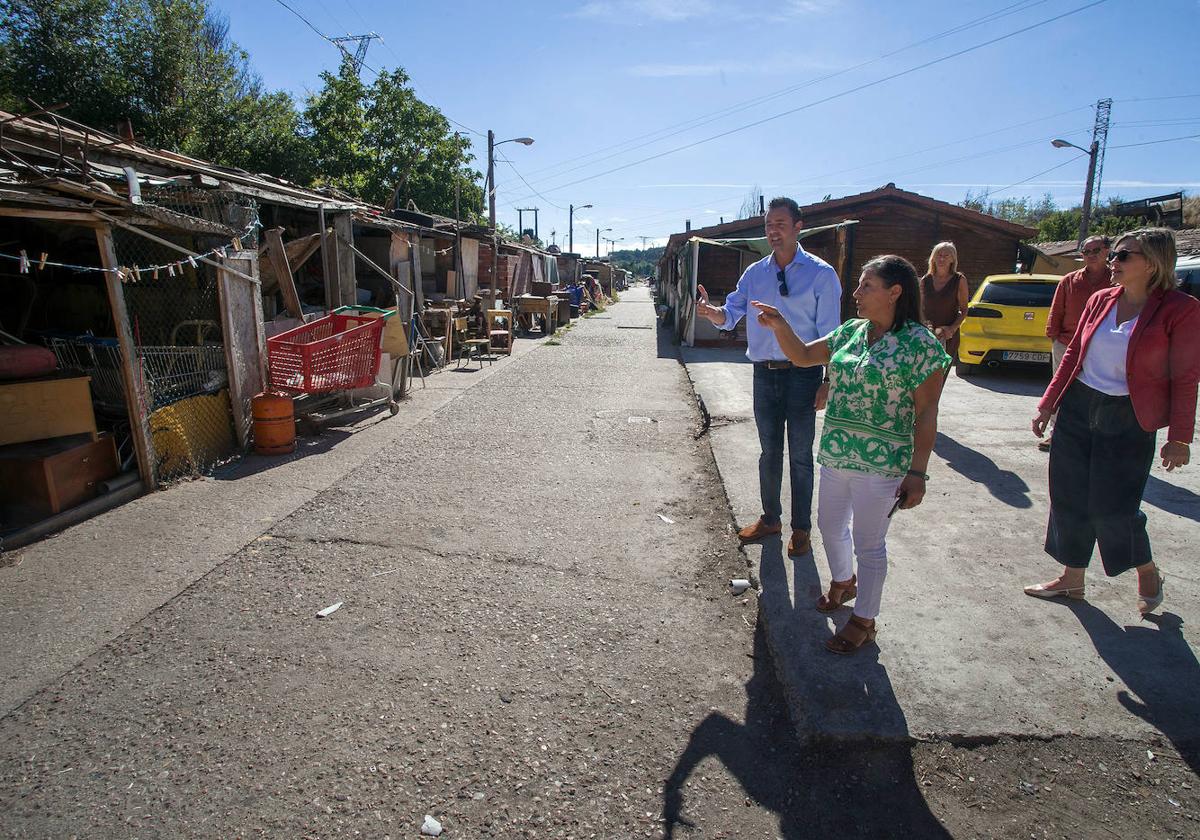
left=1025, top=227, right=1200, bottom=614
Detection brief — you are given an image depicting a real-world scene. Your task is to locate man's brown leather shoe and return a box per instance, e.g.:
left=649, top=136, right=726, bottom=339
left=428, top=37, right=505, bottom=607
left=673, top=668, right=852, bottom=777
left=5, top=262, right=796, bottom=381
left=737, top=518, right=782, bottom=542
left=787, top=529, right=811, bottom=557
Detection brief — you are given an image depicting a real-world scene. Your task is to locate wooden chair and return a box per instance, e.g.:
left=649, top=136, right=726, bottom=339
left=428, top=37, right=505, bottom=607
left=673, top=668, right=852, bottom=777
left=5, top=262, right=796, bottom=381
left=487, top=309, right=513, bottom=355
left=450, top=317, right=469, bottom=362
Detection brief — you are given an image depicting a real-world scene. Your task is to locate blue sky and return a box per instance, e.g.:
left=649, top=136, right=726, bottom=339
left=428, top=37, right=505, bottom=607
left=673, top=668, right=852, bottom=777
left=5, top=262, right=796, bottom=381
left=211, top=0, right=1199, bottom=251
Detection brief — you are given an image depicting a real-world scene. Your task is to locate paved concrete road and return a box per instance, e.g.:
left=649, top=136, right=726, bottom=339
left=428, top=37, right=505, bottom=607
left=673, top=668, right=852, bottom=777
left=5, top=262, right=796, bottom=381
left=685, top=342, right=1200, bottom=744
left=0, top=288, right=848, bottom=838
left=3, top=288, right=1195, bottom=838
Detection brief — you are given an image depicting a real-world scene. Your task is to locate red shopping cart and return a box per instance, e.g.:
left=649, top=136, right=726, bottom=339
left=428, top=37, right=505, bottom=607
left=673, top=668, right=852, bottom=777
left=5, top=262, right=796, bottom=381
left=267, top=306, right=394, bottom=394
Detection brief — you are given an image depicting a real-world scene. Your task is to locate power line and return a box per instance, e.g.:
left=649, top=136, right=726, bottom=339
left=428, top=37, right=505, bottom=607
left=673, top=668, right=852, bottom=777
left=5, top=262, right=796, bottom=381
left=269, top=0, right=486, bottom=138
left=500, top=0, right=1055, bottom=189
left=506, top=0, right=1110, bottom=204
left=1109, top=132, right=1200, bottom=150
left=1114, top=94, right=1200, bottom=104
left=496, top=156, right=565, bottom=210
left=964, top=154, right=1086, bottom=202
left=586, top=115, right=1095, bottom=233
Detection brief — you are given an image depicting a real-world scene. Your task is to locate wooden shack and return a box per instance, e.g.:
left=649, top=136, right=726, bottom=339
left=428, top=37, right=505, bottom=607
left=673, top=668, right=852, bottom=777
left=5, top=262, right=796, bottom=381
left=657, top=184, right=1035, bottom=344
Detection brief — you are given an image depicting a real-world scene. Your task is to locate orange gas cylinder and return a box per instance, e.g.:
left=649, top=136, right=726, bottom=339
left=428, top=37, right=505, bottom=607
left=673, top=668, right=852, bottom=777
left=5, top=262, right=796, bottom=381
left=252, top=392, right=296, bottom=455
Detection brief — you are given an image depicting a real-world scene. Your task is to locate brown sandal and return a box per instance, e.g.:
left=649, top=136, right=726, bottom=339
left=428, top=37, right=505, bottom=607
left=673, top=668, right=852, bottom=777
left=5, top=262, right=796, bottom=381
left=825, top=615, right=877, bottom=655
left=816, top=575, right=857, bottom=613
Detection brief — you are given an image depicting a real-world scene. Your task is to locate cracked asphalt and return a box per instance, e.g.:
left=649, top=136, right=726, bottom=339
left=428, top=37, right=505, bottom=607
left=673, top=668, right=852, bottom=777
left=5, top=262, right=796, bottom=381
left=2, top=287, right=1196, bottom=839
left=0, top=289, right=799, bottom=838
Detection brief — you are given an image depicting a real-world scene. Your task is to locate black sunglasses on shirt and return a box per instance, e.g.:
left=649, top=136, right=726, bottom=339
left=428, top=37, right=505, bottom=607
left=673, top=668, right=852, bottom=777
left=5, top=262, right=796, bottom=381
left=777, top=268, right=789, bottom=297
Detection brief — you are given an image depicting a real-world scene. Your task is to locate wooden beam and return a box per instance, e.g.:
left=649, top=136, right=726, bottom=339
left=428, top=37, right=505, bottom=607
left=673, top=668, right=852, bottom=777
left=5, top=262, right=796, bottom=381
left=38, top=177, right=127, bottom=205
left=321, top=207, right=339, bottom=309
left=334, top=213, right=356, bottom=306
left=410, top=231, right=425, bottom=311
left=95, top=225, right=156, bottom=490
left=217, top=252, right=265, bottom=450
left=263, top=227, right=303, bottom=319
left=285, top=231, right=322, bottom=272
left=0, top=207, right=102, bottom=225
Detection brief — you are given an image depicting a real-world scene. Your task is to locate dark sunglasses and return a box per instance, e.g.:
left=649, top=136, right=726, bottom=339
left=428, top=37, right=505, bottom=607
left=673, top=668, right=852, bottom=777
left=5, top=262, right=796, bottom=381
left=777, top=269, right=789, bottom=297
left=1107, top=249, right=1142, bottom=263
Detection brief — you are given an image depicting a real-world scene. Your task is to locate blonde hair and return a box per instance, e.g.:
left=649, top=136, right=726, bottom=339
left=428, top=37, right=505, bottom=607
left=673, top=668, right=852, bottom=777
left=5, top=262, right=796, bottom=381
left=1114, top=227, right=1177, bottom=293
left=927, top=241, right=958, bottom=277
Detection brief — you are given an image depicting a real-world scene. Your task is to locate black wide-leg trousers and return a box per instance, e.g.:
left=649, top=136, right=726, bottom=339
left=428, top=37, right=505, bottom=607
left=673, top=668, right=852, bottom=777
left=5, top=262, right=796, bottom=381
left=1045, top=381, right=1156, bottom=577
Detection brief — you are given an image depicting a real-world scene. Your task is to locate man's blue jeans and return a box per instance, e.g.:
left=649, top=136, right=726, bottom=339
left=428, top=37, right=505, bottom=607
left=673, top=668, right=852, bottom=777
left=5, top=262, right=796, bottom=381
left=752, top=364, right=821, bottom=530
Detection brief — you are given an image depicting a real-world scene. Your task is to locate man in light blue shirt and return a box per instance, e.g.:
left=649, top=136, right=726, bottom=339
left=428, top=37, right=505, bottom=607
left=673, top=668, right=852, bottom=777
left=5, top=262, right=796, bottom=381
left=696, top=197, right=842, bottom=556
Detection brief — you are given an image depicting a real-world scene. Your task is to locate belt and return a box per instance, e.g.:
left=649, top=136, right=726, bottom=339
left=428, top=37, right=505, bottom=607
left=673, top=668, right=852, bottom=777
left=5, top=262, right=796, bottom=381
left=755, top=360, right=797, bottom=369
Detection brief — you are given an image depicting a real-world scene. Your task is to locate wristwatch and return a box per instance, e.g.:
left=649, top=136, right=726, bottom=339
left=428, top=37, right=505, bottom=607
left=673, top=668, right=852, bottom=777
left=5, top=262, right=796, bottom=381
left=906, top=470, right=929, bottom=480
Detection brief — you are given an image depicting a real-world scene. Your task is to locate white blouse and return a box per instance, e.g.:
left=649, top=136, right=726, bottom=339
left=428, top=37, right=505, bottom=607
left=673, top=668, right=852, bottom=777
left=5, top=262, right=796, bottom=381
left=1078, top=305, right=1137, bottom=396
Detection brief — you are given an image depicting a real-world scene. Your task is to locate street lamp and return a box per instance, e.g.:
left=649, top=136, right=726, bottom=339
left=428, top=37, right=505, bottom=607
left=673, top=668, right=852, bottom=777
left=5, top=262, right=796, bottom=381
left=1051, top=137, right=1099, bottom=247
left=484, top=131, right=532, bottom=308
left=487, top=131, right=534, bottom=230
left=596, top=227, right=612, bottom=259
left=569, top=203, right=592, bottom=255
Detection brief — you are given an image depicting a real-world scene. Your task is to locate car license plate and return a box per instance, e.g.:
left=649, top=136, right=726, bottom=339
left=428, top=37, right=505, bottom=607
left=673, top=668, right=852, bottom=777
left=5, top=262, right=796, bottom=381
left=1002, top=351, right=1050, bottom=363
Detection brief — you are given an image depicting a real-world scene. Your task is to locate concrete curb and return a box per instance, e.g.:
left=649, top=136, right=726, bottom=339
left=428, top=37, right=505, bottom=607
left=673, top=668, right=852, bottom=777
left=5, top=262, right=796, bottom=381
left=678, top=335, right=1200, bottom=745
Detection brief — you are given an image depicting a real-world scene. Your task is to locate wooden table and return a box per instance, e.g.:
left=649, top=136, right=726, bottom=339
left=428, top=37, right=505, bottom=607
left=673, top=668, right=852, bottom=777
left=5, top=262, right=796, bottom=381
left=515, top=296, right=557, bottom=336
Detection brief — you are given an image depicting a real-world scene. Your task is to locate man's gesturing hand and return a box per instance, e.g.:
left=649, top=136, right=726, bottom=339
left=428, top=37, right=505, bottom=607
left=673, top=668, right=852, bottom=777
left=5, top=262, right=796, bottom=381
left=695, top=284, right=724, bottom=326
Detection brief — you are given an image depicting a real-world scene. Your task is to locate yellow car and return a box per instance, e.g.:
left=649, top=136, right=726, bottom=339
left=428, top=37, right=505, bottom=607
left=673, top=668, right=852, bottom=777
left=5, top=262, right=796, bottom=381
left=956, top=273, right=1062, bottom=376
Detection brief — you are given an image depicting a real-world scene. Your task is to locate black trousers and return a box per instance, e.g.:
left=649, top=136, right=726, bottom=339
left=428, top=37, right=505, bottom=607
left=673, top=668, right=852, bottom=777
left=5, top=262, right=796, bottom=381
left=1045, top=381, right=1156, bottom=577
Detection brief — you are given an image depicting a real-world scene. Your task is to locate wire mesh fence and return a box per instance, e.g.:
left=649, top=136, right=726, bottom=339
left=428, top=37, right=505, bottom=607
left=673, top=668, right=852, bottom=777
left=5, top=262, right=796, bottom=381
left=100, top=189, right=261, bottom=483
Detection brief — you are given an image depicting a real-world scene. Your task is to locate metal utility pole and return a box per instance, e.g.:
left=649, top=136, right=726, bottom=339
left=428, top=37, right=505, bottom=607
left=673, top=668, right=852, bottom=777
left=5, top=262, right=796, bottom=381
left=487, top=130, right=496, bottom=230
left=1090, top=98, right=1113, bottom=215
left=569, top=204, right=591, bottom=254
left=1051, top=98, right=1112, bottom=247
left=486, top=132, right=534, bottom=231
left=596, top=227, right=611, bottom=258
left=639, top=236, right=651, bottom=251
left=330, top=33, right=382, bottom=74
left=516, top=207, right=539, bottom=240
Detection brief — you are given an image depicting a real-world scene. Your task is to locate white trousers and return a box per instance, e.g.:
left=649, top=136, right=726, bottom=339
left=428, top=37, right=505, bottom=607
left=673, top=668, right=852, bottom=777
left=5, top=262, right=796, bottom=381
left=816, top=465, right=904, bottom=620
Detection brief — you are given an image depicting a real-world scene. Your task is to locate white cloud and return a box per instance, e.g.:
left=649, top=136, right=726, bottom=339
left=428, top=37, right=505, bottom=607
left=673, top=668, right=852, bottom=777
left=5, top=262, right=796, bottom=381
left=782, top=0, right=841, bottom=15
left=573, top=0, right=838, bottom=24
left=634, top=183, right=758, bottom=188
left=630, top=62, right=750, bottom=78
left=703, top=209, right=720, bottom=214
left=572, top=0, right=714, bottom=22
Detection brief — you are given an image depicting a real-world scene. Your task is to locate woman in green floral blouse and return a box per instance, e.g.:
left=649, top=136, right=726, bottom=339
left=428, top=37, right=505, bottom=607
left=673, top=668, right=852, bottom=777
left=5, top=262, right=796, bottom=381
left=753, top=255, right=950, bottom=654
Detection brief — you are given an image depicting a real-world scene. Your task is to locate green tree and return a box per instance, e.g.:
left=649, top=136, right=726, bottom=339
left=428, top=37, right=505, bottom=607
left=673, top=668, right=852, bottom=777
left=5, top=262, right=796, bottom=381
left=0, top=0, right=308, bottom=180
left=611, top=246, right=665, bottom=277
left=1035, top=209, right=1150, bottom=242
left=302, top=59, right=483, bottom=217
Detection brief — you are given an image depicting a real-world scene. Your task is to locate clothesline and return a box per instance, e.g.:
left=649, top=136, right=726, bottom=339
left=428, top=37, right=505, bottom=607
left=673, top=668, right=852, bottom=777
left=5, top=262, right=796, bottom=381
left=0, top=218, right=262, bottom=279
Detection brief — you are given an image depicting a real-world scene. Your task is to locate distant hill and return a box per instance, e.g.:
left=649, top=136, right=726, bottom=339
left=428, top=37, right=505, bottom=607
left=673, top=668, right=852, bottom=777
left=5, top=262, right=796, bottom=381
left=610, top=247, right=665, bottom=277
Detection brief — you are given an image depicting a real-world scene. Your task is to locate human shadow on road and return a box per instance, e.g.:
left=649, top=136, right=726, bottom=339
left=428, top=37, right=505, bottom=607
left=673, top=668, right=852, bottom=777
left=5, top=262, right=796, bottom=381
left=662, top=540, right=949, bottom=838
left=934, top=431, right=1032, bottom=508
left=1143, top=475, right=1200, bottom=523
left=1066, top=601, right=1200, bottom=775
